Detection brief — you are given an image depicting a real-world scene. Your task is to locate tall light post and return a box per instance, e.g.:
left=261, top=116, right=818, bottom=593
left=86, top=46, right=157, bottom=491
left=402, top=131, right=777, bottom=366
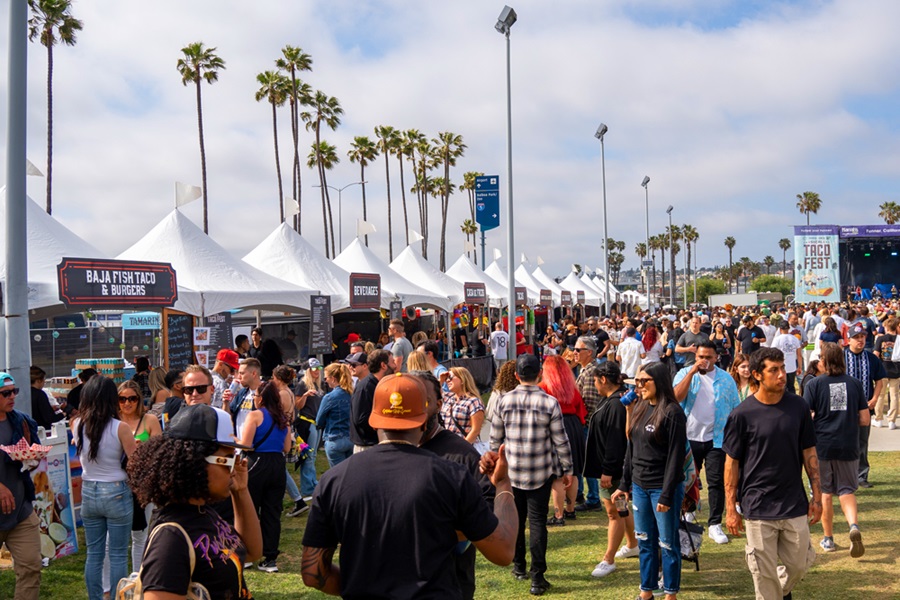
left=666, top=205, right=674, bottom=309
left=594, top=123, right=610, bottom=316
left=641, top=176, right=651, bottom=311
left=496, top=5, right=517, bottom=359
left=313, top=181, right=365, bottom=250
left=683, top=230, right=688, bottom=309
left=693, top=238, right=698, bottom=305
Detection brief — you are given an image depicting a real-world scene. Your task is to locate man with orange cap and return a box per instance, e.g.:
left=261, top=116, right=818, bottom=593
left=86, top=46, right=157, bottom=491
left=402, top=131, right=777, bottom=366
left=301, top=373, right=517, bottom=598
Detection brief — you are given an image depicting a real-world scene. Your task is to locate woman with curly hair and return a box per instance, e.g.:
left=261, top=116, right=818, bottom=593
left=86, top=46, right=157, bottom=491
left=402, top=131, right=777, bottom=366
left=539, top=355, right=586, bottom=525
left=439, top=367, right=485, bottom=444
left=238, top=382, right=291, bottom=573
left=316, top=363, right=354, bottom=467
left=485, top=361, right=517, bottom=423
left=127, top=404, right=261, bottom=598
left=72, top=376, right=136, bottom=600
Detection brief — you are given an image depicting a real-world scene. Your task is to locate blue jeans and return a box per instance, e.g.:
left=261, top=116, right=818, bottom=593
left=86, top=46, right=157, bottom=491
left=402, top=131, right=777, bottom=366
left=81, top=480, right=133, bottom=600
left=632, top=483, right=684, bottom=594
left=300, top=424, right=319, bottom=497
left=285, top=466, right=301, bottom=501
left=579, top=427, right=600, bottom=505
left=324, top=436, right=353, bottom=468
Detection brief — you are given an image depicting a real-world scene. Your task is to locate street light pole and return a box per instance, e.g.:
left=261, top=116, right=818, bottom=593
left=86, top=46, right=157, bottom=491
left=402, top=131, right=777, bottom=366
left=683, top=232, right=688, bottom=309
left=641, top=176, right=651, bottom=312
left=666, top=205, right=674, bottom=309
left=595, top=124, right=610, bottom=316
left=496, top=5, right=517, bottom=360
left=313, top=181, right=365, bottom=251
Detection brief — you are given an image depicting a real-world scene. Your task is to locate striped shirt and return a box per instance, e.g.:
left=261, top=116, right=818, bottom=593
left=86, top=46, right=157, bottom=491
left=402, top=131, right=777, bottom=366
left=490, top=384, right=573, bottom=490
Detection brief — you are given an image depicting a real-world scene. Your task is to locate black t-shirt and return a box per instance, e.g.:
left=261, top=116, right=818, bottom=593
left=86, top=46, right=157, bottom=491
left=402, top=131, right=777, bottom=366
left=873, top=334, right=900, bottom=379
left=348, top=374, right=378, bottom=446
left=803, top=374, right=867, bottom=460
left=30, top=387, right=65, bottom=431
left=302, top=444, right=498, bottom=600
left=621, top=401, right=686, bottom=507
left=422, top=428, right=495, bottom=505
left=722, top=392, right=816, bottom=520
left=591, top=329, right=610, bottom=354
left=844, top=347, right=887, bottom=402
left=140, top=504, right=250, bottom=599
left=737, top=326, right=765, bottom=356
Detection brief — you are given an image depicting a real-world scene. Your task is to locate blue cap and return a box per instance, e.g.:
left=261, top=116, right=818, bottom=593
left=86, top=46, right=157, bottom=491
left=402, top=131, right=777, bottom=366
left=0, top=372, right=14, bottom=386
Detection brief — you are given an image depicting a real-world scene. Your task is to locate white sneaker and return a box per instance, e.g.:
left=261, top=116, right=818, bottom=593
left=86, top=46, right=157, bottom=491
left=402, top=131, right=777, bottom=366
left=591, top=560, right=617, bottom=578
left=709, top=523, right=730, bottom=544
left=615, top=544, right=639, bottom=559
left=684, top=511, right=696, bottom=523
left=890, top=422, right=897, bottom=430
left=872, top=419, right=884, bottom=428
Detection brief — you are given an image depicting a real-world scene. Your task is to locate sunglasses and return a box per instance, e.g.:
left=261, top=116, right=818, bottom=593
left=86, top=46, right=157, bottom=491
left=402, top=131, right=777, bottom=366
left=0, top=387, right=20, bottom=398
left=205, top=454, right=236, bottom=472
left=118, top=395, right=140, bottom=404
left=183, top=384, right=210, bottom=396
left=573, top=347, right=589, bottom=353
left=634, top=378, right=654, bottom=387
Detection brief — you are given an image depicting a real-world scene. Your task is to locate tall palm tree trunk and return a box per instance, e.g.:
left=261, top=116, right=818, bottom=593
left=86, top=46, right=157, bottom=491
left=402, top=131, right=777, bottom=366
left=397, top=153, right=409, bottom=246
left=686, top=244, right=692, bottom=301
left=195, top=78, right=209, bottom=233
left=45, top=44, right=54, bottom=214
left=384, top=153, right=393, bottom=261
left=289, top=68, right=302, bottom=233
left=271, top=101, right=284, bottom=223
left=728, top=252, right=734, bottom=293
left=360, top=163, right=369, bottom=246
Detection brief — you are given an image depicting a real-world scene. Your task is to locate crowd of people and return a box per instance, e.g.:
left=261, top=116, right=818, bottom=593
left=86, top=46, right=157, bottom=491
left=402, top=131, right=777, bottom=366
left=0, top=299, right=892, bottom=599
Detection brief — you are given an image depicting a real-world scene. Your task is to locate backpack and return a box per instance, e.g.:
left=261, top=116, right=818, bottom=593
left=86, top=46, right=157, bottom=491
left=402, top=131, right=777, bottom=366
left=116, top=522, right=211, bottom=600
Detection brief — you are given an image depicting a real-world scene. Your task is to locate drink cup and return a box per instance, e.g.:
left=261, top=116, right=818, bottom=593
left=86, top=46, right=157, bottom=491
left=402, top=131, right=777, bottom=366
left=614, top=495, right=629, bottom=517
left=620, top=389, right=637, bottom=406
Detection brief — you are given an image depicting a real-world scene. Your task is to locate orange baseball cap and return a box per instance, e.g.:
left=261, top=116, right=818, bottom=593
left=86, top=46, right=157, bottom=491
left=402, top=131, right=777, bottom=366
left=368, top=373, right=428, bottom=430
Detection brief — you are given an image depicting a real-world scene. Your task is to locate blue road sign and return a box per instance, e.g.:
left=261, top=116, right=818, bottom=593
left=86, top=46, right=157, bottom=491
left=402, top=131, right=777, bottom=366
left=475, top=175, right=500, bottom=231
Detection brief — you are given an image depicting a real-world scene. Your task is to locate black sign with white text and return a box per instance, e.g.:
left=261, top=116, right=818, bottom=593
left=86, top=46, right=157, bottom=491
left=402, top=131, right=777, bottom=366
left=561, top=291, right=573, bottom=306
left=577, top=290, right=585, bottom=305
left=349, top=273, right=381, bottom=309
left=58, top=257, right=177, bottom=307
left=309, top=295, right=333, bottom=355
left=540, top=289, right=552, bottom=305
left=515, top=286, right=527, bottom=305
left=464, top=282, right=487, bottom=305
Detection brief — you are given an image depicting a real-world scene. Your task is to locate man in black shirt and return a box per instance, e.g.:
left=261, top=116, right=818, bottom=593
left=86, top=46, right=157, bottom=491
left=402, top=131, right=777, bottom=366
left=349, top=350, right=393, bottom=452
left=844, top=323, right=886, bottom=488
left=803, top=342, right=869, bottom=556
left=301, top=373, right=517, bottom=599
left=736, top=315, right=766, bottom=357
left=723, top=347, right=820, bottom=600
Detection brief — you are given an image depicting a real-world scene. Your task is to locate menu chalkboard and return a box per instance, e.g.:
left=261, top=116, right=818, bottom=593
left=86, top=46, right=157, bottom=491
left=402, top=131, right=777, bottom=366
left=205, top=312, right=233, bottom=352
left=309, top=295, right=332, bottom=355
left=389, top=301, right=402, bottom=322
left=164, top=310, right=194, bottom=370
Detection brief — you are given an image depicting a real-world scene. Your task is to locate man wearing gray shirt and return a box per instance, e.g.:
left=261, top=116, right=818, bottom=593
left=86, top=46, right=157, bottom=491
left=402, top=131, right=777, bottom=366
left=388, top=319, right=414, bottom=373
left=676, top=316, right=708, bottom=367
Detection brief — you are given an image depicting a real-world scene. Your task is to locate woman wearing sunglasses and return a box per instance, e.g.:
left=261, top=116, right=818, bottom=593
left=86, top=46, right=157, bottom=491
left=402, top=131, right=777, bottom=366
left=611, top=362, right=687, bottom=600
left=72, top=376, right=137, bottom=600
left=116, top=380, right=161, bottom=578
left=126, top=404, right=261, bottom=599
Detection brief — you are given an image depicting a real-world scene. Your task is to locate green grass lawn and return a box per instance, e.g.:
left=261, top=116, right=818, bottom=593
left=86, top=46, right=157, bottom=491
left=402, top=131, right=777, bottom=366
left=4, top=452, right=898, bottom=599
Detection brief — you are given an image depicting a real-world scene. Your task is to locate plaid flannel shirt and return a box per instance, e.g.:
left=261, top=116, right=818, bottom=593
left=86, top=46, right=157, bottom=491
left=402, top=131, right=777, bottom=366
left=576, top=361, right=602, bottom=415
left=490, top=384, right=573, bottom=490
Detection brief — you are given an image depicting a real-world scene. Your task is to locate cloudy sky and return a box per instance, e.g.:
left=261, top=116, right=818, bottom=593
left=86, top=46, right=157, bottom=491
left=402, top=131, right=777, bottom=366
left=2, top=0, right=899, bottom=281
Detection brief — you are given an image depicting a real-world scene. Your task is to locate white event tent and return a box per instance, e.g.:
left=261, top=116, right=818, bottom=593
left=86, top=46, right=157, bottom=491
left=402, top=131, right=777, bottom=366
left=445, top=254, right=507, bottom=307
left=484, top=260, right=539, bottom=304
left=531, top=265, right=567, bottom=305
left=515, top=263, right=552, bottom=305
left=334, top=239, right=451, bottom=311
left=243, top=222, right=354, bottom=312
left=0, top=189, right=203, bottom=317
left=559, top=272, right=602, bottom=307
left=118, top=210, right=316, bottom=317
left=390, top=246, right=464, bottom=308
left=580, top=273, right=609, bottom=305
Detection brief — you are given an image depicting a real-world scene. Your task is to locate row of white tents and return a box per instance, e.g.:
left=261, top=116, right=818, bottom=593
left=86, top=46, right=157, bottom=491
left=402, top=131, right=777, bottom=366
left=1, top=188, right=646, bottom=321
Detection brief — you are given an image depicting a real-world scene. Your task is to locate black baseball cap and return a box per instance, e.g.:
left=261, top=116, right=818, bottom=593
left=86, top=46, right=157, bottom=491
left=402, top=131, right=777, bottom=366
left=516, top=353, right=542, bottom=380
left=165, top=404, right=252, bottom=450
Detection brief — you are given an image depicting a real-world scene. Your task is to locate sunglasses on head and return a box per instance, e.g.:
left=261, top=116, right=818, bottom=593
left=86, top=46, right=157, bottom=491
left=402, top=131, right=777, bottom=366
left=0, top=387, right=20, bottom=398
left=183, top=384, right=210, bottom=396
left=118, top=395, right=139, bottom=404
left=205, top=454, right=236, bottom=472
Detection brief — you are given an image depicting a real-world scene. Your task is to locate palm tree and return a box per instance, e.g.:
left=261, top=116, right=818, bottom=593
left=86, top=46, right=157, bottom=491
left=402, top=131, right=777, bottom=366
left=410, top=134, right=433, bottom=258
left=395, top=130, right=418, bottom=247
left=654, top=234, right=667, bottom=299
left=778, top=238, right=792, bottom=276
left=28, top=0, right=83, bottom=215
left=796, top=191, right=822, bottom=226
left=739, top=257, right=753, bottom=292
left=255, top=70, right=290, bottom=223
left=347, top=136, right=379, bottom=246
left=763, top=255, right=775, bottom=275
left=667, top=225, right=681, bottom=302
left=176, top=42, right=225, bottom=234
left=307, top=141, right=339, bottom=254
left=460, top=219, right=478, bottom=260
left=681, top=224, right=698, bottom=301
left=433, top=132, right=467, bottom=270
left=724, top=236, right=736, bottom=293
left=301, top=91, right=343, bottom=257
left=878, top=201, right=900, bottom=225
left=374, top=126, right=399, bottom=260
left=276, top=46, right=313, bottom=232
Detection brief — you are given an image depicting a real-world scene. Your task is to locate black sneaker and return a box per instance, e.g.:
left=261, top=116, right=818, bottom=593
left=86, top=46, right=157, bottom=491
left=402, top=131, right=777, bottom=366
left=257, top=559, right=278, bottom=573
left=287, top=498, right=309, bottom=517
left=511, top=567, right=528, bottom=580
left=564, top=510, right=576, bottom=520
left=530, top=576, right=551, bottom=596
left=575, top=501, right=601, bottom=512
left=857, top=480, right=873, bottom=489
left=547, top=516, right=565, bottom=526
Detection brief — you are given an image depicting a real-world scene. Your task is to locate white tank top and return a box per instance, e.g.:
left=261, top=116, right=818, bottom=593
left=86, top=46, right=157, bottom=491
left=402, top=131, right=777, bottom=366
left=75, top=418, right=127, bottom=482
